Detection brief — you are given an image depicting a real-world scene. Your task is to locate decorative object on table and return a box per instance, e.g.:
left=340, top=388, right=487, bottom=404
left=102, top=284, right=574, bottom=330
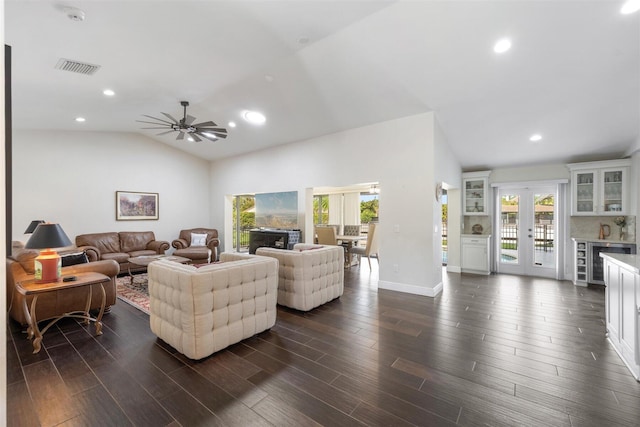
left=116, top=191, right=159, bottom=220
left=471, top=224, right=483, bottom=235
left=25, top=223, right=73, bottom=283
left=24, top=220, right=45, bottom=234
left=137, top=100, right=228, bottom=142
left=598, top=223, right=610, bottom=240
left=614, top=216, right=627, bottom=240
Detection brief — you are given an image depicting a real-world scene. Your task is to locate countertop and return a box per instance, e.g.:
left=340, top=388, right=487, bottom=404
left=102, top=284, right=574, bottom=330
left=571, top=237, right=636, bottom=244
left=599, top=253, right=640, bottom=274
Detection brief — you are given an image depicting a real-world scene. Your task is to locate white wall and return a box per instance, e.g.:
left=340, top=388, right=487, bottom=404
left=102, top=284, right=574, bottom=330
left=433, top=117, right=462, bottom=278
left=210, top=112, right=453, bottom=296
left=12, top=130, right=212, bottom=244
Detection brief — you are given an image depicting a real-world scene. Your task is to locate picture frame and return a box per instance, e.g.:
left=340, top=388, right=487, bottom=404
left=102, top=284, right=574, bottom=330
left=116, top=191, right=159, bottom=220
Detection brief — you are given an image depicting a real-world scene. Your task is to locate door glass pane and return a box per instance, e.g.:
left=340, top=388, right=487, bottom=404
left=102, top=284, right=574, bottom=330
left=500, top=194, right=518, bottom=264
left=602, top=170, right=623, bottom=212
left=533, top=193, right=554, bottom=268
left=576, top=172, right=594, bottom=212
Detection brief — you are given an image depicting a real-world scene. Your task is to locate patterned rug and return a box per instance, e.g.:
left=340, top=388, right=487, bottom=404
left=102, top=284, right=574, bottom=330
left=116, top=274, right=150, bottom=314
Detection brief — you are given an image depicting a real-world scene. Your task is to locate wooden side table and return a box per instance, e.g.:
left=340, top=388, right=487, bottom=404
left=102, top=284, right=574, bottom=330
left=15, top=272, right=110, bottom=354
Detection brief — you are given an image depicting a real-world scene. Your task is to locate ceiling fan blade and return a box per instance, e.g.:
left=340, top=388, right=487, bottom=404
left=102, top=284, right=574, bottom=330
left=140, top=126, right=171, bottom=130
left=156, top=130, right=175, bottom=136
left=176, top=132, right=185, bottom=140
left=136, top=119, right=171, bottom=126
left=161, top=112, right=179, bottom=123
left=197, top=127, right=227, bottom=133
left=192, top=121, right=217, bottom=128
left=142, top=114, right=176, bottom=125
left=190, top=133, right=202, bottom=142
left=184, top=115, right=196, bottom=125
left=197, top=132, right=218, bottom=141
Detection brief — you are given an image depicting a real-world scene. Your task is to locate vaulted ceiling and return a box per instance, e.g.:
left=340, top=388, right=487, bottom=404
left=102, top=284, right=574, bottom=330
left=5, top=1, right=639, bottom=170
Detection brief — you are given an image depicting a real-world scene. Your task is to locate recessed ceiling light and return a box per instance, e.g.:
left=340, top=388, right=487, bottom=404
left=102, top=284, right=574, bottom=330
left=621, top=0, right=640, bottom=14
left=529, top=134, right=542, bottom=142
left=493, top=38, right=512, bottom=54
left=103, top=89, right=115, bottom=96
left=243, top=110, right=266, bottom=125
left=75, top=117, right=86, bottom=122
left=187, top=136, right=194, bottom=142
left=202, top=132, right=217, bottom=139
left=228, top=121, right=236, bottom=128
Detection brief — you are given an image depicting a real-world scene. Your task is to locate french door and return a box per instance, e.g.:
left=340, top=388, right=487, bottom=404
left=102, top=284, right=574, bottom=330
left=497, top=186, right=557, bottom=278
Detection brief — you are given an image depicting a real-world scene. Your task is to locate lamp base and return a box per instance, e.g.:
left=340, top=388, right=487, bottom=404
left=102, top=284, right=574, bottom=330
left=34, top=250, right=61, bottom=283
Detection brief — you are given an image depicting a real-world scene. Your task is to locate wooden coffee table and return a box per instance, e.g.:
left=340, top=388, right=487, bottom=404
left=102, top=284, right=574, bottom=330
left=128, top=255, right=191, bottom=278
left=16, top=272, right=110, bottom=353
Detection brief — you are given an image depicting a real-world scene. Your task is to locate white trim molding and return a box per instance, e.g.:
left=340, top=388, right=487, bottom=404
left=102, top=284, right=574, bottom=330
left=379, top=280, right=443, bottom=297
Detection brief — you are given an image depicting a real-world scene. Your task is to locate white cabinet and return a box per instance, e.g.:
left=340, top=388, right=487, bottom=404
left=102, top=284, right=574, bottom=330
left=463, top=171, right=491, bottom=216
left=462, top=235, right=491, bottom=275
left=573, top=239, right=587, bottom=286
left=568, top=159, right=631, bottom=216
left=603, top=254, right=640, bottom=381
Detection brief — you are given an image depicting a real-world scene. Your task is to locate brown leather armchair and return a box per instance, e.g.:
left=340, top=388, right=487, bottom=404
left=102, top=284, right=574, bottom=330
left=7, top=248, right=120, bottom=326
left=172, top=228, right=219, bottom=263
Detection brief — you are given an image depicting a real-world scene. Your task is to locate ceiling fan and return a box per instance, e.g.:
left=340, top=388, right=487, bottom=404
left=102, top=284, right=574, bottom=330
left=137, top=101, right=228, bottom=142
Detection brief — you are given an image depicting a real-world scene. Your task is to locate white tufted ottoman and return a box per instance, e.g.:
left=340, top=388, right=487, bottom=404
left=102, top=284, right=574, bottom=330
left=147, top=252, right=278, bottom=360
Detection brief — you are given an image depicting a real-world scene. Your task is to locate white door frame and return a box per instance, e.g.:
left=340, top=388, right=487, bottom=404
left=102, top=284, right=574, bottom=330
left=492, top=180, right=567, bottom=280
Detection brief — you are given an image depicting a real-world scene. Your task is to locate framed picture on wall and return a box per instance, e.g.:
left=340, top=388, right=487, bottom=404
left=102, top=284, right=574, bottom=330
left=116, top=191, right=159, bottom=220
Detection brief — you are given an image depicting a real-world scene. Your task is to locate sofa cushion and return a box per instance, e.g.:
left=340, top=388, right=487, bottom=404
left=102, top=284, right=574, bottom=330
left=120, top=231, right=156, bottom=253
left=76, top=232, right=121, bottom=255
left=61, top=251, right=89, bottom=267
left=12, top=248, right=39, bottom=274
left=101, top=252, right=130, bottom=264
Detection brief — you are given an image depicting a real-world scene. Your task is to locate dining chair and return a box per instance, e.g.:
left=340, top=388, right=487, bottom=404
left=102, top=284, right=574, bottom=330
left=350, top=222, right=379, bottom=269
left=315, top=226, right=338, bottom=245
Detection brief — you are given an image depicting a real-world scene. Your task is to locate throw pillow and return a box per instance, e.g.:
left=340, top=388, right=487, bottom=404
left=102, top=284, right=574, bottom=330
left=190, top=233, right=208, bottom=247
left=61, top=252, right=89, bottom=267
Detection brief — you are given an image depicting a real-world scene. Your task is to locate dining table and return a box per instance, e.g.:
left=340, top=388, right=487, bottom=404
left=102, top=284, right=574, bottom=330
left=336, top=234, right=367, bottom=267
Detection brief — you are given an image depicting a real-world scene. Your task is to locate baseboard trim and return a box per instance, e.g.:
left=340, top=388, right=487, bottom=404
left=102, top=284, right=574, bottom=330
left=378, top=280, right=443, bottom=297
left=446, top=265, right=461, bottom=273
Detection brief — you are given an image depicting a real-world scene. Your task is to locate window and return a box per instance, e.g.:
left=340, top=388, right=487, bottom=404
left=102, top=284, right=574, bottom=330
left=232, top=195, right=255, bottom=252
left=314, top=195, right=329, bottom=225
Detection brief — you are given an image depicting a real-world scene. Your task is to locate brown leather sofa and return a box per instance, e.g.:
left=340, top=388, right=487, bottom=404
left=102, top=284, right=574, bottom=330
left=172, top=228, right=219, bottom=263
left=76, top=231, right=170, bottom=273
left=7, top=248, right=120, bottom=326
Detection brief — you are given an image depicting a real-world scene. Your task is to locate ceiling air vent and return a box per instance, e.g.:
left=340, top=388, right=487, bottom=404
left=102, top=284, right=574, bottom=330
left=54, top=58, right=101, bottom=75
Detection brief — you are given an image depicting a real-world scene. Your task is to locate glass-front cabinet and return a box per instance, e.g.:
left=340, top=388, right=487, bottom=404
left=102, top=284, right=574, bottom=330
left=463, top=171, right=491, bottom=216
left=569, top=160, right=630, bottom=216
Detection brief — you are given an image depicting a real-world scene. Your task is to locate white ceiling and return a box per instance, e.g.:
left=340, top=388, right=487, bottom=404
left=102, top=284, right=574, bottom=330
left=5, top=1, right=639, bottom=170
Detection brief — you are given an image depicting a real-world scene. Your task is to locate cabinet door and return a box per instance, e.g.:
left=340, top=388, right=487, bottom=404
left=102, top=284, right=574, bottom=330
left=572, top=170, right=596, bottom=215
left=462, top=241, right=488, bottom=272
left=606, top=261, right=621, bottom=343
left=464, top=178, right=487, bottom=215
left=619, top=266, right=637, bottom=361
left=600, top=168, right=627, bottom=215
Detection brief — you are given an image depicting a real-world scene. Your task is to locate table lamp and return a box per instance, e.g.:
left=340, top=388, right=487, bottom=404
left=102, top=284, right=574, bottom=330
left=24, top=220, right=45, bottom=234
left=25, top=223, right=73, bottom=283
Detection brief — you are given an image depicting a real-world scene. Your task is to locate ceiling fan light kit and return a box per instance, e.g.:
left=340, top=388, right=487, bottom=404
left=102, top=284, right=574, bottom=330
left=138, top=101, right=228, bottom=142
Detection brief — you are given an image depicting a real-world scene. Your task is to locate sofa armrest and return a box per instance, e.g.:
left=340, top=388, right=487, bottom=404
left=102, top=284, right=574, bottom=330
left=206, top=238, right=220, bottom=249
left=76, top=245, right=100, bottom=262
left=172, top=238, right=189, bottom=250
left=147, top=240, right=169, bottom=254
left=62, top=259, right=120, bottom=278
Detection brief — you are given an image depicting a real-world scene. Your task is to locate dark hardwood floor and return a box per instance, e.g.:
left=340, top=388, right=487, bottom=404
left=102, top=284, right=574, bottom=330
left=7, top=266, right=640, bottom=426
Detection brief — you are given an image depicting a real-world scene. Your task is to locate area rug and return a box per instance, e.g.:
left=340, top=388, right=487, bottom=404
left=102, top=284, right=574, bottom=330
left=116, top=274, right=150, bottom=314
